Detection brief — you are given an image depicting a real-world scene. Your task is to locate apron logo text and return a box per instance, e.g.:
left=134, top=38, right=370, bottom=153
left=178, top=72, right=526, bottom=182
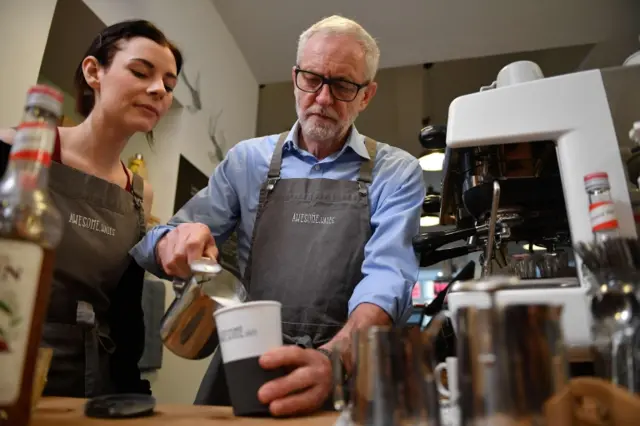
left=68, top=213, right=116, bottom=236
left=291, top=212, right=336, bottom=225
left=218, top=325, right=257, bottom=343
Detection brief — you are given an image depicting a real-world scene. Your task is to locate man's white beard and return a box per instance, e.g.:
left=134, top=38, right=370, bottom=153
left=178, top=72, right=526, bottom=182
left=299, top=116, right=340, bottom=142
left=296, top=102, right=358, bottom=143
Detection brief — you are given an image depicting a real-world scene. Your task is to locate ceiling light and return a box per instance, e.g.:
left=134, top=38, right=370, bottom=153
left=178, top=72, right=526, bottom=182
left=420, top=216, right=440, bottom=227
left=419, top=152, right=445, bottom=171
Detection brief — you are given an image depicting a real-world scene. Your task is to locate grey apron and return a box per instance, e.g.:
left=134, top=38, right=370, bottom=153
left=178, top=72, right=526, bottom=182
left=41, top=160, right=146, bottom=398
left=195, top=132, right=376, bottom=406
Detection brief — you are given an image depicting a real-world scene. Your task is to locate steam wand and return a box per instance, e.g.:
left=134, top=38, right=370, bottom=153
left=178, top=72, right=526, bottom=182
left=483, top=181, right=501, bottom=276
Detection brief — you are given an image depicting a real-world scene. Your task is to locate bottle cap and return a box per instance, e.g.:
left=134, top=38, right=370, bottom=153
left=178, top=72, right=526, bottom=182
left=28, top=85, right=64, bottom=103
left=584, top=172, right=610, bottom=192
left=26, top=84, right=64, bottom=119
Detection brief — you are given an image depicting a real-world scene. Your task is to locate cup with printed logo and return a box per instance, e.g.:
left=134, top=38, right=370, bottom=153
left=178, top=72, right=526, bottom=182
left=215, top=300, right=285, bottom=416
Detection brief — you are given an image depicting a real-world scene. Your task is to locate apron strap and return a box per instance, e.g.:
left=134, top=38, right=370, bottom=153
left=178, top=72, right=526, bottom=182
left=130, top=173, right=147, bottom=239
left=52, top=127, right=62, bottom=163
left=357, top=137, right=377, bottom=184
left=268, top=132, right=289, bottom=179
left=268, top=132, right=377, bottom=183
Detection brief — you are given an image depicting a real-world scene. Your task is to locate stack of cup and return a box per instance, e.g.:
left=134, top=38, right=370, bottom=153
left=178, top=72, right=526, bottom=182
left=214, top=301, right=286, bottom=416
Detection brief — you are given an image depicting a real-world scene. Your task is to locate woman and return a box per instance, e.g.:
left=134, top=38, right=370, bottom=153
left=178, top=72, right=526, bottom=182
left=0, top=19, right=183, bottom=397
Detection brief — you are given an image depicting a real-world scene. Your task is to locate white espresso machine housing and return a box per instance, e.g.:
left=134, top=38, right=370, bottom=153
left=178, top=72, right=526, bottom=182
left=445, top=62, right=640, bottom=358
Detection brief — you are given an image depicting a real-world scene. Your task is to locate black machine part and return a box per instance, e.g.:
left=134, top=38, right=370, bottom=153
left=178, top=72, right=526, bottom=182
left=422, top=193, right=442, bottom=216
left=84, top=394, right=156, bottom=419
left=462, top=176, right=566, bottom=221
left=413, top=228, right=478, bottom=268
left=424, top=260, right=477, bottom=363
left=423, top=260, right=477, bottom=317
left=413, top=210, right=570, bottom=269
left=419, top=124, right=447, bottom=151
left=413, top=227, right=477, bottom=253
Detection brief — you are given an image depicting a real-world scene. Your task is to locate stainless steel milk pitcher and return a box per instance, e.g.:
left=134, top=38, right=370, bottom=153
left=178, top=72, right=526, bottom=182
left=332, top=323, right=445, bottom=426
left=445, top=276, right=570, bottom=426
left=160, top=257, right=248, bottom=360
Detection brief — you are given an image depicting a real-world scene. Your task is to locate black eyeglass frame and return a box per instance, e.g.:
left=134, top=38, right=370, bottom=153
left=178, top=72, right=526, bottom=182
left=294, top=66, right=369, bottom=102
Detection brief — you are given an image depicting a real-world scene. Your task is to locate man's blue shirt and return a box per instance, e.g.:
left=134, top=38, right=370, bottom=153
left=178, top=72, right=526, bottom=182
left=130, top=122, right=426, bottom=323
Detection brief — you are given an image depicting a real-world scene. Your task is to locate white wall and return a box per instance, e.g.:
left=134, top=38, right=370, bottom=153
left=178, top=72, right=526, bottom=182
left=79, top=0, right=259, bottom=404
left=0, top=0, right=58, bottom=127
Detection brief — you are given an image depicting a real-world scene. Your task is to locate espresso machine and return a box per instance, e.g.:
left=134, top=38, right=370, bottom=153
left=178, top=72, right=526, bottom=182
left=414, top=59, right=640, bottom=363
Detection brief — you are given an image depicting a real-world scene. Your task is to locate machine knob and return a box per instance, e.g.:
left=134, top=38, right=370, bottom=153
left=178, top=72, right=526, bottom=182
left=422, top=194, right=442, bottom=215
left=419, top=125, right=447, bottom=151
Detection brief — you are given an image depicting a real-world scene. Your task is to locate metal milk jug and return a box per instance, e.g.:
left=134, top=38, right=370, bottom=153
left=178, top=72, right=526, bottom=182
left=159, top=257, right=248, bottom=360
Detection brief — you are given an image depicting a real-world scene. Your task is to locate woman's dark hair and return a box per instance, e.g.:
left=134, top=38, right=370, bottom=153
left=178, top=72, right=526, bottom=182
left=73, top=20, right=183, bottom=143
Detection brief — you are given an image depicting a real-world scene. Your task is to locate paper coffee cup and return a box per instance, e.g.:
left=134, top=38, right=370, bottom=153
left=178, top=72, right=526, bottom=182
left=214, top=301, right=285, bottom=416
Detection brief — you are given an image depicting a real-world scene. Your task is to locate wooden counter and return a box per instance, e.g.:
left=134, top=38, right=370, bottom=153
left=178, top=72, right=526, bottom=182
left=31, top=397, right=339, bottom=425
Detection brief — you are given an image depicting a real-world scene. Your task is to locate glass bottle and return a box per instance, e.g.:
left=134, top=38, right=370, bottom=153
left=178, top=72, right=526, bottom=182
left=0, top=85, right=64, bottom=426
left=583, top=172, right=620, bottom=241
left=128, top=153, right=148, bottom=180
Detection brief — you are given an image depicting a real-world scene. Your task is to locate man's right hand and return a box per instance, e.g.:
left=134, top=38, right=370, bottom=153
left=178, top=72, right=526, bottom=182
left=155, top=223, right=219, bottom=278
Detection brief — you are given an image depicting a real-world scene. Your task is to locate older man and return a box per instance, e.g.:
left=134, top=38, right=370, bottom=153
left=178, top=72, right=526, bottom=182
left=131, top=15, right=425, bottom=416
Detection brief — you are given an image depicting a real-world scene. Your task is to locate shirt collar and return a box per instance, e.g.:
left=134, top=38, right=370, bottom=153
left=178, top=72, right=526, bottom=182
left=284, top=121, right=371, bottom=160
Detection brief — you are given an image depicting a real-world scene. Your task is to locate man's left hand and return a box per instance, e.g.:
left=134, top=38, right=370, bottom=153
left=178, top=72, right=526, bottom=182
left=257, top=346, right=333, bottom=417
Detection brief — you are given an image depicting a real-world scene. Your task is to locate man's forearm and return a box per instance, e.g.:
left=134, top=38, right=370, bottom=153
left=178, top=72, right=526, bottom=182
left=320, top=302, right=392, bottom=374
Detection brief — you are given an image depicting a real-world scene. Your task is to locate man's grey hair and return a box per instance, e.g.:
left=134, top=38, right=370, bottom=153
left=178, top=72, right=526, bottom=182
left=296, top=15, right=380, bottom=81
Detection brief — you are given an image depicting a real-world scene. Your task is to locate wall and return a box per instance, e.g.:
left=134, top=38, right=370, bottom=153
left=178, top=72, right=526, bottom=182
left=0, top=0, right=58, bottom=127
left=577, top=34, right=640, bottom=71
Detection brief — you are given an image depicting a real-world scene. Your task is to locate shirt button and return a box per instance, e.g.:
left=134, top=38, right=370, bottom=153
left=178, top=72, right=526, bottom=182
left=314, top=165, right=320, bottom=171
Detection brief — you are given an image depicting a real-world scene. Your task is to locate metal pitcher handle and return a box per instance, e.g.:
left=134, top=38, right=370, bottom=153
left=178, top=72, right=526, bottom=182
left=172, top=257, right=220, bottom=296
left=172, top=277, right=189, bottom=296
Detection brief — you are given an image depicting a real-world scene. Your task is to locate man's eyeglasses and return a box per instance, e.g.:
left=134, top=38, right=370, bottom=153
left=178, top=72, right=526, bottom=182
left=294, top=67, right=368, bottom=102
